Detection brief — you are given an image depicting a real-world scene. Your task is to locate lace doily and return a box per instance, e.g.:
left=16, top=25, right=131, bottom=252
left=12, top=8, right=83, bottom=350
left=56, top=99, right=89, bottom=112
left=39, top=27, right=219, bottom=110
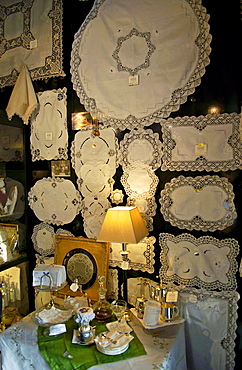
left=30, top=88, right=68, bottom=161
left=119, top=128, right=162, bottom=170
left=121, top=163, right=159, bottom=199
left=159, top=233, right=239, bottom=291
left=0, top=0, right=64, bottom=88
left=0, top=125, right=23, bottom=162
left=159, top=175, right=237, bottom=232
left=126, top=196, right=157, bottom=232
left=178, top=289, right=239, bottom=370
left=28, top=177, right=81, bottom=225
left=32, top=223, right=55, bottom=257
left=81, top=197, right=110, bottom=239
left=110, top=189, right=124, bottom=204
left=109, top=236, right=156, bottom=274
left=71, top=127, right=118, bottom=177
left=161, top=113, right=242, bottom=172
left=70, top=0, right=211, bottom=129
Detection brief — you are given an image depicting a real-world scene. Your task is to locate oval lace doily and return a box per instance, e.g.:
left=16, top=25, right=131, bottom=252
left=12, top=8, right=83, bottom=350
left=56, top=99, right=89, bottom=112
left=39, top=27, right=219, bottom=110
left=159, top=175, right=237, bottom=232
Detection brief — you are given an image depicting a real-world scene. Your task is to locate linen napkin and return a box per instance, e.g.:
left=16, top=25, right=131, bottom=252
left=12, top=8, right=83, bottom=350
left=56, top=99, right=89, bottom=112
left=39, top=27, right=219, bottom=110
left=6, top=65, right=38, bottom=124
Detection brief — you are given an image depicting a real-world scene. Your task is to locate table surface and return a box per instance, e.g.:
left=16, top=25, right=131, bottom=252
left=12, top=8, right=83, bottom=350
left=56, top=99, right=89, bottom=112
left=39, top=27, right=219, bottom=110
left=0, top=312, right=187, bottom=370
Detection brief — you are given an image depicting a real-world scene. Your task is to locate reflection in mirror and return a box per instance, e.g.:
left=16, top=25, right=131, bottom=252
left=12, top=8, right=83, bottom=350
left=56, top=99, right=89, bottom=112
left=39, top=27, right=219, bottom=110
left=0, top=124, right=24, bottom=162
left=0, top=223, right=19, bottom=264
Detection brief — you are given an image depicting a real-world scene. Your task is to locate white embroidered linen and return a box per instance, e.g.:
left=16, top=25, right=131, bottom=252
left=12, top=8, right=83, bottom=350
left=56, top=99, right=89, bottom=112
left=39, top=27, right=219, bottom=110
left=0, top=0, right=64, bottom=87
left=32, top=223, right=55, bottom=257
left=71, top=128, right=117, bottom=238
left=28, top=177, right=81, bottom=225
left=30, top=88, right=68, bottom=161
left=159, top=233, right=239, bottom=291
left=161, top=113, right=242, bottom=171
left=71, top=0, right=211, bottom=129
left=159, top=175, right=237, bottom=231
left=109, top=236, right=156, bottom=273
left=6, top=65, right=38, bottom=124
left=179, top=289, right=239, bottom=370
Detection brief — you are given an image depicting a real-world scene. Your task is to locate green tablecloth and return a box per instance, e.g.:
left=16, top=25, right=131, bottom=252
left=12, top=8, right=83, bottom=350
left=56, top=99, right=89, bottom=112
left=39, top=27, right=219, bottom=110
left=38, top=318, right=147, bottom=370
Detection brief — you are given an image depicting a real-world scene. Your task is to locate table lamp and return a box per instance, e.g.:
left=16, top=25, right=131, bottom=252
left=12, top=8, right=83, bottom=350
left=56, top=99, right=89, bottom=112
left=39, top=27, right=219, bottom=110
left=97, top=206, right=148, bottom=302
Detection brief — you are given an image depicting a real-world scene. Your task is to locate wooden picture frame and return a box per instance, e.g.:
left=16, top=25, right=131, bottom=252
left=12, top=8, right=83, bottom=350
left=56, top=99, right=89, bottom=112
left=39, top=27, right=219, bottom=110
left=54, top=235, right=110, bottom=302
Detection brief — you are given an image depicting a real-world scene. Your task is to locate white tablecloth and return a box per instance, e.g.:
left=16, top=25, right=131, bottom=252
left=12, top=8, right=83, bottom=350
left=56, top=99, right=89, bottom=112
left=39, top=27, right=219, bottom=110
left=0, top=314, right=186, bottom=370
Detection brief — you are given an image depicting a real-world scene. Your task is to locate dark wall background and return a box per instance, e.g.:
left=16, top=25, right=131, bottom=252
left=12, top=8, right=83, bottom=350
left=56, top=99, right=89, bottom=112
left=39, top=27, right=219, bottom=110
left=0, top=0, right=241, bottom=364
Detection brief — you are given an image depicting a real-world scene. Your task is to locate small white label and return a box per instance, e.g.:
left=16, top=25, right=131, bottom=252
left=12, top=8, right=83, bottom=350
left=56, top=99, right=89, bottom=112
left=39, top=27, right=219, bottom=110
left=30, top=39, right=38, bottom=49
left=49, top=324, right=67, bottom=336
left=45, top=132, right=53, bottom=141
left=121, top=261, right=129, bottom=270
left=128, top=75, right=139, bottom=86
left=2, top=135, right=10, bottom=144
left=195, top=143, right=207, bottom=155
left=166, top=291, right=178, bottom=303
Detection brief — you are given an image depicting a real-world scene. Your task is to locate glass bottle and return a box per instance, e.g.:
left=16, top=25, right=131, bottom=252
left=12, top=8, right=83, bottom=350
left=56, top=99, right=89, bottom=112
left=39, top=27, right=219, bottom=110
left=92, top=276, right=112, bottom=321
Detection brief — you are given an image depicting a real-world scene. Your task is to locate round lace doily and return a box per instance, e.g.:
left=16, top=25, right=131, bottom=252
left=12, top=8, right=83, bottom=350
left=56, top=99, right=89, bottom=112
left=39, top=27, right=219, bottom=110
left=71, top=0, right=211, bottom=129
left=28, top=177, right=81, bottom=225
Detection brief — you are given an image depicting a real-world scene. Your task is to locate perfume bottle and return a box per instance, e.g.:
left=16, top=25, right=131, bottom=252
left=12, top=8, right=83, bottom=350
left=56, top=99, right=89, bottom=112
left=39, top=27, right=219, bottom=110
left=92, top=276, right=112, bottom=321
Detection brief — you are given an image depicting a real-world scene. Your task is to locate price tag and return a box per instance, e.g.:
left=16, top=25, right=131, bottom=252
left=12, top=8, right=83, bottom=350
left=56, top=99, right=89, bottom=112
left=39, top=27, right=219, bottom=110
left=45, top=132, right=53, bottom=141
left=166, top=291, right=178, bottom=303
left=128, top=75, right=139, bottom=86
left=49, top=324, right=67, bottom=336
left=195, top=143, right=207, bottom=155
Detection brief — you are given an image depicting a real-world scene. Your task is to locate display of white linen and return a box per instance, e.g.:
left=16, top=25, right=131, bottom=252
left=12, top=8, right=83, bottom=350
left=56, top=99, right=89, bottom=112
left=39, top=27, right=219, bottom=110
left=34, top=306, right=72, bottom=325
left=33, top=264, right=66, bottom=289
left=0, top=0, right=64, bottom=88
left=161, top=113, right=242, bottom=172
left=30, top=88, right=68, bottom=161
left=109, top=236, right=156, bottom=274
left=71, top=0, right=211, bottom=129
left=159, top=175, right=237, bottom=231
left=28, top=177, right=81, bottom=225
left=159, top=233, right=239, bottom=291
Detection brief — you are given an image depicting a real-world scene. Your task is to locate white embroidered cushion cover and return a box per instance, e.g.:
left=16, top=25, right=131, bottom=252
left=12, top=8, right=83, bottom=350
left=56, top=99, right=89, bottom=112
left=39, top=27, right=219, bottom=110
left=71, top=0, right=211, bottom=129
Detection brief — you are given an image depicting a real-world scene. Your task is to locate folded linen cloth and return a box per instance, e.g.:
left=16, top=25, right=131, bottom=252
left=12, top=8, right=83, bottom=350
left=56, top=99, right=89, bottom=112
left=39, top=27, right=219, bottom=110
left=6, top=65, right=38, bottom=124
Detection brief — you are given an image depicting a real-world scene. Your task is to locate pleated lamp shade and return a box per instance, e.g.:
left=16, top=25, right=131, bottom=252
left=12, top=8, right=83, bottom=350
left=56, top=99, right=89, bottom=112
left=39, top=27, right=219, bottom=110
left=97, top=206, right=148, bottom=244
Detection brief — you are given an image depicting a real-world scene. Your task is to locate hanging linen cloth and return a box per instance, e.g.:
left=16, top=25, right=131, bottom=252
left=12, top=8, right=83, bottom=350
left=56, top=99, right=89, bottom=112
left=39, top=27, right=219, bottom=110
left=6, top=65, right=38, bottom=124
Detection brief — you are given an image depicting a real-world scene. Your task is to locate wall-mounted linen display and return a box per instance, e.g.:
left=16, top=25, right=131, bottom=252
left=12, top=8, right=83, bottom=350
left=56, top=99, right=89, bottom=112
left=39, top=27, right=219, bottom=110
left=0, top=0, right=64, bottom=87
left=71, top=128, right=118, bottom=238
left=119, top=128, right=162, bottom=170
left=159, top=233, right=239, bottom=291
left=109, top=236, right=156, bottom=274
left=179, top=289, right=239, bottom=370
left=161, top=113, right=242, bottom=172
left=32, top=222, right=55, bottom=257
left=159, top=175, right=237, bottom=232
left=28, top=177, right=81, bottom=225
left=30, top=88, right=68, bottom=161
left=71, top=0, right=211, bottom=130
left=121, top=164, right=159, bottom=199
left=71, top=128, right=118, bottom=177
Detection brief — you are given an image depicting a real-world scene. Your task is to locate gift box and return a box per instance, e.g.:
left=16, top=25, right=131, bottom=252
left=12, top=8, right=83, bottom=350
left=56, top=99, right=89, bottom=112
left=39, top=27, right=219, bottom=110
left=33, top=264, right=66, bottom=289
